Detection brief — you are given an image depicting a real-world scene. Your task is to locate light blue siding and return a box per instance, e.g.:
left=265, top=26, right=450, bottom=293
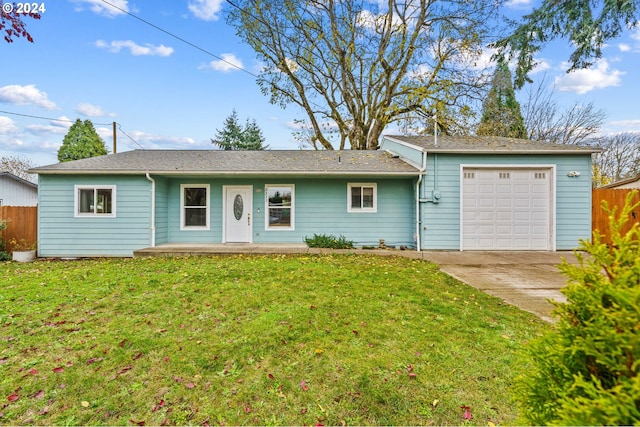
left=419, top=153, right=593, bottom=250
left=154, top=177, right=169, bottom=245
left=37, top=175, right=152, bottom=257
left=380, top=138, right=423, bottom=167
left=163, top=177, right=416, bottom=248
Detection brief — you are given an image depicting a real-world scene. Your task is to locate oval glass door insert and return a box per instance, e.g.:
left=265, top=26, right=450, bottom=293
left=233, top=194, right=243, bottom=220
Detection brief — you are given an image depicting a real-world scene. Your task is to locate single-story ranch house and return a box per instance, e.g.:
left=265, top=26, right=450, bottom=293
left=30, top=135, right=599, bottom=257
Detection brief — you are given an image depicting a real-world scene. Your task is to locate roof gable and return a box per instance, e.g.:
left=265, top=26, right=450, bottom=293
left=600, top=174, right=640, bottom=189
left=0, top=171, right=38, bottom=188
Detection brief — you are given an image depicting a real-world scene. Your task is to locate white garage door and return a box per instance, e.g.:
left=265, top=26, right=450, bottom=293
left=462, top=168, right=552, bottom=250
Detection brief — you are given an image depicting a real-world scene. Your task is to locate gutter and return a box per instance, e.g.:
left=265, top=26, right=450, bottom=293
left=415, top=150, right=427, bottom=252
left=29, top=170, right=419, bottom=177
left=145, top=172, right=156, bottom=248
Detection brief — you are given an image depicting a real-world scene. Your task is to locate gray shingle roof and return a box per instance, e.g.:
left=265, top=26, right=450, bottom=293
left=30, top=149, right=419, bottom=176
left=385, top=135, right=602, bottom=153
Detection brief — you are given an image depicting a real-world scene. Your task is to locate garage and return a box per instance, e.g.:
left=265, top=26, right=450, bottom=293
left=461, top=167, right=553, bottom=250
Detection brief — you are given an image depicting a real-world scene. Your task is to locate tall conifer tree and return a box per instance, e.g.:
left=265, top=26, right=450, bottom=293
left=57, top=119, right=108, bottom=162
left=211, top=110, right=268, bottom=150
left=477, top=61, right=527, bottom=139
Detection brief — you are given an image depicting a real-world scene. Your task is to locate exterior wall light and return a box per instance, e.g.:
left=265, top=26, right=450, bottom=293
left=567, top=171, right=581, bottom=177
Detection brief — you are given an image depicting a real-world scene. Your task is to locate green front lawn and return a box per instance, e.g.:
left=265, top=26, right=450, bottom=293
left=0, top=254, right=546, bottom=425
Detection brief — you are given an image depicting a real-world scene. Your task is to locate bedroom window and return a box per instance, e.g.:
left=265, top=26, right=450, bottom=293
left=181, top=184, right=209, bottom=229
left=75, top=185, right=116, bottom=217
left=266, top=185, right=294, bottom=230
left=348, top=183, right=377, bottom=213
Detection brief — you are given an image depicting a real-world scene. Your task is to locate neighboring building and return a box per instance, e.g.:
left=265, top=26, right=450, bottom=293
left=30, top=135, right=600, bottom=257
left=0, top=171, right=38, bottom=207
left=599, top=174, right=640, bottom=189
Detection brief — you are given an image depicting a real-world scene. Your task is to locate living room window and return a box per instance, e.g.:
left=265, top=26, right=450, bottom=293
left=266, top=185, right=294, bottom=230
left=348, top=183, right=377, bottom=213
left=181, top=184, right=209, bottom=229
left=74, top=185, right=116, bottom=217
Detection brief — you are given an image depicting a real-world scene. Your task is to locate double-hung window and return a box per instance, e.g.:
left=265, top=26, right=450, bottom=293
left=74, top=185, right=116, bottom=217
left=181, top=184, right=209, bottom=229
left=266, top=185, right=294, bottom=230
left=348, top=183, right=377, bottom=213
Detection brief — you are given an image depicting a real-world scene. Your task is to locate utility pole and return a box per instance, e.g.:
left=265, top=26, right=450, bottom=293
left=112, top=121, right=117, bottom=154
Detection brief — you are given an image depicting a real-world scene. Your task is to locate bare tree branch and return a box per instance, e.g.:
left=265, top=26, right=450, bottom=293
left=226, top=0, right=501, bottom=149
left=522, top=76, right=606, bottom=145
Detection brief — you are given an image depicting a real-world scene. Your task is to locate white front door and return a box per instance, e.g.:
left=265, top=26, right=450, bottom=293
left=224, top=186, right=253, bottom=243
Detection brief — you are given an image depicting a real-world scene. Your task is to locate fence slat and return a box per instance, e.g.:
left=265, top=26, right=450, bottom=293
left=592, top=189, right=640, bottom=245
left=0, top=206, right=38, bottom=253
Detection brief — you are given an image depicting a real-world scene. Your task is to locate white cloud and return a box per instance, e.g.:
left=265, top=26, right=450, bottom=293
left=26, top=117, right=73, bottom=135
left=200, top=53, right=244, bottom=72
left=0, top=116, right=19, bottom=134
left=0, top=84, right=57, bottom=110
left=609, top=119, right=640, bottom=128
left=120, top=130, right=200, bottom=150
left=618, top=43, right=631, bottom=52
left=530, top=58, right=552, bottom=74
left=505, top=0, right=532, bottom=8
left=188, top=0, right=224, bottom=21
left=72, top=0, right=129, bottom=17
left=96, top=40, right=174, bottom=56
left=554, top=59, right=624, bottom=94
left=76, top=103, right=112, bottom=117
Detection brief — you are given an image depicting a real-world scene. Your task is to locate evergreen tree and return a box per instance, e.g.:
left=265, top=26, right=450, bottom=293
left=477, top=61, right=527, bottom=139
left=514, top=192, right=640, bottom=425
left=58, top=119, right=108, bottom=162
left=211, top=110, right=268, bottom=150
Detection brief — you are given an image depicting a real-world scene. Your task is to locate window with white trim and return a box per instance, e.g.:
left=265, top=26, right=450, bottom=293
left=348, top=183, right=377, bottom=212
left=74, top=185, right=116, bottom=217
left=266, top=185, right=294, bottom=230
left=180, top=184, right=210, bottom=229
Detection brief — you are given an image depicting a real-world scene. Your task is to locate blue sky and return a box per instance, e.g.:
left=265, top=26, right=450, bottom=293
left=1, top=0, right=639, bottom=167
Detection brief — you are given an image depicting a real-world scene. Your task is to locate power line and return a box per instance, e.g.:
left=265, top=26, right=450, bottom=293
left=0, top=110, right=111, bottom=126
left=0, top=109, right=145, bottom=149
left=116, top=123, right=145, bottom=149
left=99, top=0, right=258, bottom=78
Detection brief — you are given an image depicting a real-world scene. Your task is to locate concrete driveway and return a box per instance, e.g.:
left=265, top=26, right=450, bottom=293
left=419, top=251, right=581, bottom=322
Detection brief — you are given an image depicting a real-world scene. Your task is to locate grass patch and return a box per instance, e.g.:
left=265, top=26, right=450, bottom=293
left=0, top=255, right=546, bottom=425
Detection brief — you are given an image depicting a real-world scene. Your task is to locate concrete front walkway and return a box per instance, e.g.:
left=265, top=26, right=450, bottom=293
left=134, top=244, right=579, bottom=322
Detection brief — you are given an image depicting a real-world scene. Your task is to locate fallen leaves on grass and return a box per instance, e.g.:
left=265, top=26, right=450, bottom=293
left=461, top=405, right=472, bottom=420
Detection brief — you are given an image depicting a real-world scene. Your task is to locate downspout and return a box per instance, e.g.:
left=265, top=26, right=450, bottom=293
left=416, top=149, right=427, bottom=252
left=145, top=172, right=156, bottom=248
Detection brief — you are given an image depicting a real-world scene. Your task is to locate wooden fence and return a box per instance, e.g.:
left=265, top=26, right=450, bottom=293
left=592, top=189, right=640, bottom=245
left=0, top=206, right=38, bottom=253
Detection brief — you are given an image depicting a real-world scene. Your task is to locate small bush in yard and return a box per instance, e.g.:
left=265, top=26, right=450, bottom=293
left=515, top=191, right=640, bottom=425
left=0, top=218, right=10, bottom=260
left=304, top=233, right=354, bottom=249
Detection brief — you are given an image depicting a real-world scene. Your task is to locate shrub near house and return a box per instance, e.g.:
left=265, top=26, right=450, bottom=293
left=515, top=192, right=640, bottom=425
